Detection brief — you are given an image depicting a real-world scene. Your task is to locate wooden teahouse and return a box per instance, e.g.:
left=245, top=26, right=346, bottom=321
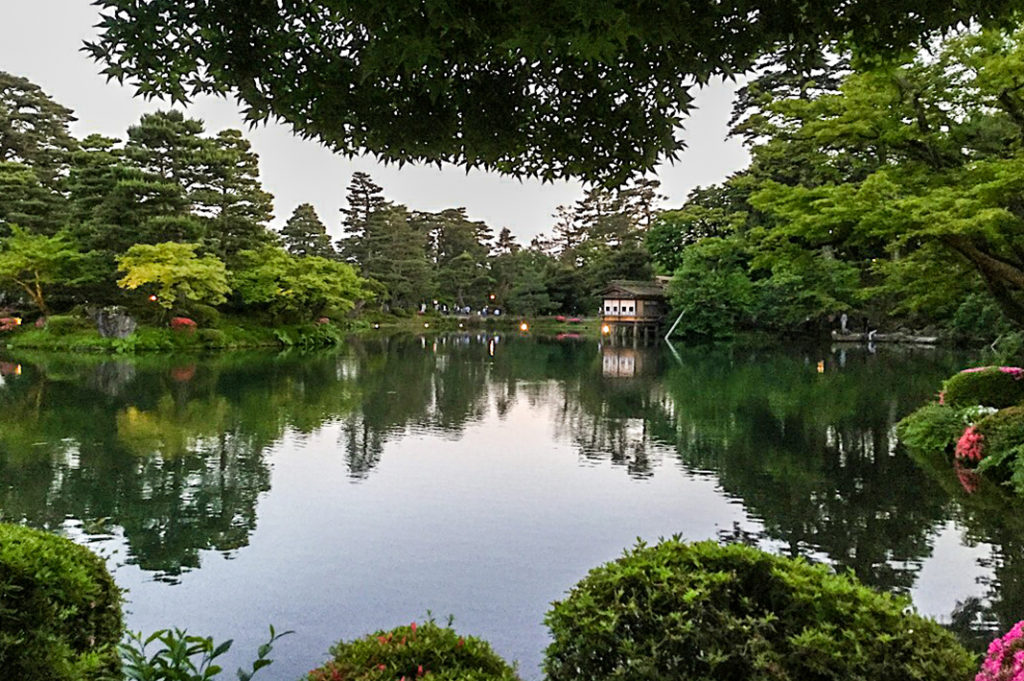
left=601, top=279, right=668, bottom=343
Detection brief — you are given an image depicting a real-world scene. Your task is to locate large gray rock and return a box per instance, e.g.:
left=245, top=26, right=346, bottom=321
left=89, top=306, right=138, bottom=339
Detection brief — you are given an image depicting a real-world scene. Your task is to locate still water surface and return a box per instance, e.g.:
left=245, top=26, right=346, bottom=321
left=0, top=336, right=1020, bottom=678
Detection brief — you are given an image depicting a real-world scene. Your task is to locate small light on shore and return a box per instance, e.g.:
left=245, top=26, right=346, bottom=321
left=373, top=323, right=380, bottom=329
left=424, top=323, right=430, bottom=328
left=149, top=295, right=158, bottom=302
left=601, top=324, right=611, bottom=335
left=519, top=322, right=529, bottom=332
left=817, top=360, right=825, bottom=374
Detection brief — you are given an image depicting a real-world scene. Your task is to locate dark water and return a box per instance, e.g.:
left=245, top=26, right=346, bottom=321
left=0, top=336, right=1020, bottom=678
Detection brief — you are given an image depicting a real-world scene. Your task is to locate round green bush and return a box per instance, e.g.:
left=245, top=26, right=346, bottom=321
left=544, top=539, right=975, bottom=681
left=0, top=523, right=123, bottom=680
left=943, top=367, right=1024, bottom=408
left=308, top=620, right=519, bottom=681
left=896, top=403, right=966, bottom=453
left=977, top=405, right=1024, bottom=454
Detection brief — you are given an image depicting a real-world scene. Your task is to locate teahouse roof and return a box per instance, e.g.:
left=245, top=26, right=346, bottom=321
left=602, top=280, right=667, bottom=299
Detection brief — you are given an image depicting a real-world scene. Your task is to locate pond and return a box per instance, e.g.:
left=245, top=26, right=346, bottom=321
left=0, top=335, right=1020, bottom=678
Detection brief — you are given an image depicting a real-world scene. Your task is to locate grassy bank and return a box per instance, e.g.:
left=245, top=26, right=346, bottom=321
left=2, top=314, right=604, bottom=353
left=6, top=320, right=349, bottom=352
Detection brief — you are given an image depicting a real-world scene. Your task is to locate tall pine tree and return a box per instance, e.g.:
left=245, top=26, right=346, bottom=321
left=337, top=171, right=386, bottom=263
left=281, top=203, right=334, bottom=258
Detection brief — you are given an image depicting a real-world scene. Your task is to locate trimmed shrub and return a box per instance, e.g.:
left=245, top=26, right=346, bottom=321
left=186, top=303, right=221, bottom=327
left=943, top=366, right=1024, bottom=408
left=0, top=523, right=123, bottom=680
left=197, top=328, right=229, bottom=348
left=543, top=539, right=974, bottom=681
left=896, top=403, right=966, bottom=453
left=308, top=620, right=519, bottom=681
left=44, top=314, right=92, bottom=337
left=975, top=406, right=1024, bottom=494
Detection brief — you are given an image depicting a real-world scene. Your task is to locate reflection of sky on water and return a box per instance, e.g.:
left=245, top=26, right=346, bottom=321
left=0, top=339, right=1013, bottom=680
left=112, top=399, right=759, bottom=679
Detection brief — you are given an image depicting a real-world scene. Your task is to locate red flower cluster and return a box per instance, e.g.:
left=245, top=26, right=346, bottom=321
left=955, top=425, right=985, bottom=462
left=170, top=317, right=197, bottom=334
left=0, top=317, right=22, bottom=332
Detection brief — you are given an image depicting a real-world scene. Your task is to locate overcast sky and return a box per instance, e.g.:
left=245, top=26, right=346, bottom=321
left=0, top=0, right=750, bottom=242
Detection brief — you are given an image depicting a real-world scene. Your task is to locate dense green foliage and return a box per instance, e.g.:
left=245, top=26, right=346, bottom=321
left=976, top=406, right=1024, bottom=494
left=544, top=538, right=975, bottom=681
left=84, top=0, right=1022, bottom=183
left=310, top=620, right=518, bottom=681
left=0, top=523, right=122, bottom=680
left=647, top=28, right=1024, bottom=338
left=944, top=368, right=1024, bottom=409
left=117, top=242, right=231, bottom=311
left=896, top=403, right=970, bottom=454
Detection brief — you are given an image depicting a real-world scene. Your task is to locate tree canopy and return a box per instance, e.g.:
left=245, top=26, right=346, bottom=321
left=85, top=1, right=1024, bottom=184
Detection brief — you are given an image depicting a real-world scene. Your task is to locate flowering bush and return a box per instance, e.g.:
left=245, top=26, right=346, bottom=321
left=0, top=316, right=22, bottom=332
left=308, top=620, right=518, bottom=681
left=170, top=317, right=198, bottom=334
left=544, top=539, right=974, bottom=681
left=944, top=367, right=1024, bottom=408
left=977, top=621, right=1024, bottom=681
left=956, top=426, right=986, bottom=462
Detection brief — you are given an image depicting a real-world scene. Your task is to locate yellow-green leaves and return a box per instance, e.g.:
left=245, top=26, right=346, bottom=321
left=116, top=242, right=229, bottom=309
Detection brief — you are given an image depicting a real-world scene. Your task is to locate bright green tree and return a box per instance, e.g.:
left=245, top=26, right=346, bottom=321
left=230, top=245, right=372, bottom=320
left=0, top=226, right=81, bottom=314
left=116, top=241, right=229, bottom=311
left=748, top=27, right=1024, bottom=327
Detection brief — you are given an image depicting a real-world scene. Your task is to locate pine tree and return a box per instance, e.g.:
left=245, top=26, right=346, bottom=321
left=496, top=227, right=519, bottom=255
left=360, top=204, right=434, bottom=310
left=281, top=203, right=335, bottom=258
left=125, top=110, right=207, bottom=194
left=337, top=171, right=386, bottom=263
left=0, top=71, right=78, bottom=189
left=194, top=129, right=275, bottom=261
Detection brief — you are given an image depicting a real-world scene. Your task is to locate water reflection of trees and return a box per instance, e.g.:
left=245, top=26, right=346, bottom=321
left=657, top=346, right=960, bottom=593
left=0, top=352, right=361, bottom=580
left=3, top=338, right=1024, bottom=644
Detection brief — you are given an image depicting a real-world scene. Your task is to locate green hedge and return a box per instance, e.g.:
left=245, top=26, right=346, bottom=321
left=943, top=367, right=1024, bottom=408
left=544, top=539, right=975, bottom=681
left=308, top=620, right=518, bottom=681
left=0, top=523, right=123, bottom=680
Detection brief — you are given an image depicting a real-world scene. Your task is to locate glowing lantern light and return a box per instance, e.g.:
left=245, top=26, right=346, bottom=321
left=601, top=324, right=611, bottom=335
left=149, top=294, right=158, bottom=302
left=519, top=322, right=529, bottom=332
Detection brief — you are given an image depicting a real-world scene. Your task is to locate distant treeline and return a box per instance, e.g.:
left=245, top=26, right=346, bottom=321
left=2, top=22, right=1023, bottom=340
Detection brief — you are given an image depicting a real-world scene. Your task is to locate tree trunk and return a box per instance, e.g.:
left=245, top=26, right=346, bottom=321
left=944, top=236, right=1024, bottom=327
